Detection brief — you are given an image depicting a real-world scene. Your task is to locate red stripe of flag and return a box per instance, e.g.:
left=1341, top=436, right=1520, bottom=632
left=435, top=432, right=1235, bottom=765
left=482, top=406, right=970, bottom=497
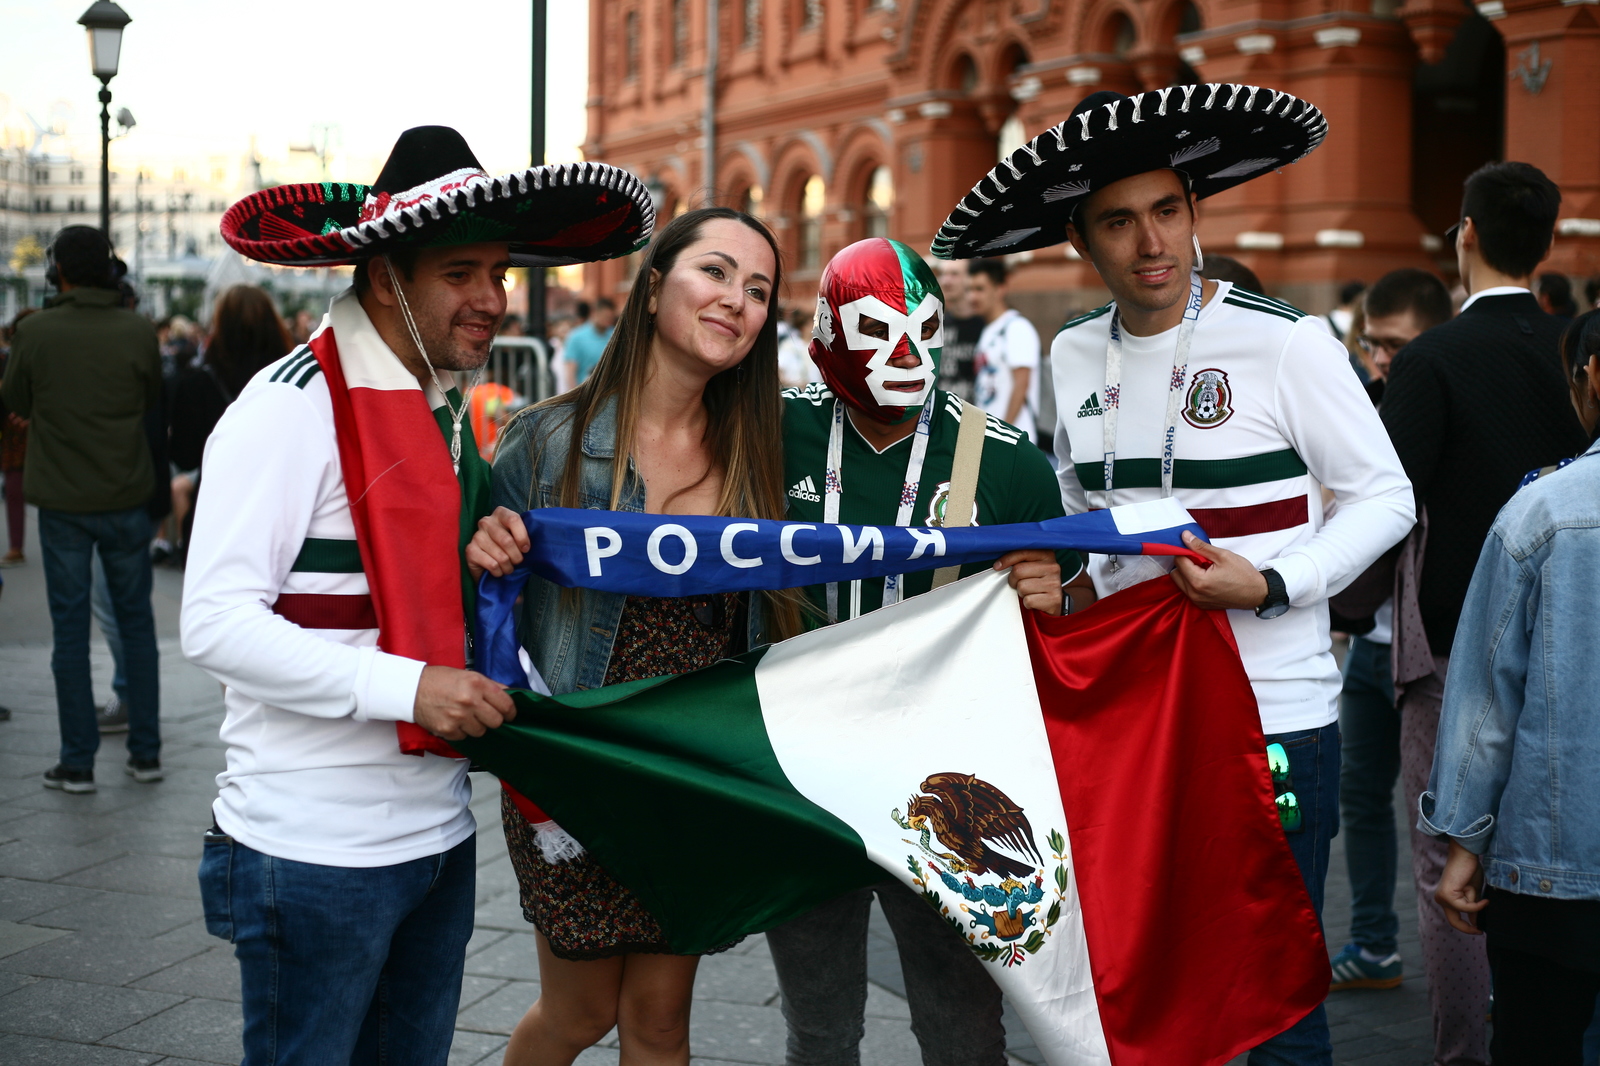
left=1023, top=578, right=1328, bottom=1064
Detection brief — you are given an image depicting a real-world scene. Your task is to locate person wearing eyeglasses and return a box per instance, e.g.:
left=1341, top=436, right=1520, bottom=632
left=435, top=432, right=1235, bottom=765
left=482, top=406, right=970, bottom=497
left=1351, top=270, right=1451, bottom=406
left=1326, top=269, right=1452, bottom=997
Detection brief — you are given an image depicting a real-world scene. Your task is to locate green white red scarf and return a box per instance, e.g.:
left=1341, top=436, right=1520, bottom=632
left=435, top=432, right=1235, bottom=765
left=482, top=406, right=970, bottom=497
left=311, top=290, right=492, bottom=758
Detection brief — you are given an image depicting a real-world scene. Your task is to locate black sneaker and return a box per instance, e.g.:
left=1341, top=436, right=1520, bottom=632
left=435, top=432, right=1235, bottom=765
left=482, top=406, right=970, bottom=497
left=98, top=694, right=129, bottom=733
left=43, top=764, right=96, bottom=794
left=125, top=758, right=164, bottom=784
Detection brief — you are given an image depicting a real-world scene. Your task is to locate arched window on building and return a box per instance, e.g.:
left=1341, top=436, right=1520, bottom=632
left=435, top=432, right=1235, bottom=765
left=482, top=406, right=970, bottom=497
left=1108, top=12, right=1136, bottom=56
left=741, top=184, right=765, bottom=217
left=743, top=0, right=761, bottom=45
left=800, top=175, right=825, bottom=270
left=863, top=165, right=893, bottom=239
left=1173, top=3, right=1203, bottom=83
left=996, top=45, right=1031, bottom=162
left=671, top=0, right=689, bottom=67
left=953, top=54, right=979, bottom=94
left=624, top=10, right=640, bottom=80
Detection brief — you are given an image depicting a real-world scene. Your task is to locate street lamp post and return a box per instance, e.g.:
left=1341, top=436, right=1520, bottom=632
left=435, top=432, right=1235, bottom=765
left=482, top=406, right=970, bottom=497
left=77, top=1, right=132, bottom=238
left=528, top=0, right=547, bottom=342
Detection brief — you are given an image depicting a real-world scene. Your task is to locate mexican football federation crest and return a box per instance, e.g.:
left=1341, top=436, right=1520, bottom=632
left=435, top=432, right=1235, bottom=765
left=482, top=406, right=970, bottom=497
left=924, top=482, right=979, bottom=528
left=892, top=773, right=1068, bottom=968
left=1183, top=367, right=1234, bottom=429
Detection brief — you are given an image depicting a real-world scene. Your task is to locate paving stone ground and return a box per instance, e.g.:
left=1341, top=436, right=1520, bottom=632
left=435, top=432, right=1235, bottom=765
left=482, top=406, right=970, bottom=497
left=0, top=506, right=1433, bottom=1064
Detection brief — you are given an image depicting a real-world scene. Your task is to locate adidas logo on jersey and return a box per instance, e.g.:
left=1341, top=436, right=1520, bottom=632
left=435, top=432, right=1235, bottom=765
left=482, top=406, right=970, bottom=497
left=1077, top=393, right=1103, bottom=418
left=788, top=476, right=822, bottom=502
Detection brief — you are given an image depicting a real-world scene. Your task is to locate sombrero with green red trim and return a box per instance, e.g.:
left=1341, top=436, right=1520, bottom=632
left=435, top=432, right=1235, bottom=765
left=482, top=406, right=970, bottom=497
left=221, top=125, right=654, bottom=268
left=930, top=84, right=1327, bottom=259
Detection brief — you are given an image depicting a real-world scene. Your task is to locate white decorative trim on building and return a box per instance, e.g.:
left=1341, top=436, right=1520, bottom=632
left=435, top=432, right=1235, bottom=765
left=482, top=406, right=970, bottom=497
left=1066, top=66, right=1102, bottom=86
left=918, top=101, right=953, bottom=119
left=1236, top=231, right=1285, bottom=250
left=1235, top=34, right=1277, bottom=55
left=1315, top=229, right=1364, bottom=248
left=1179, top=46, right=1207, bottom=66
left=1314, top=27, right=1361, bottom=48
left=1011, top=77, right=1043, bottom=102
left=1557, top=218, right=1600, bottom=237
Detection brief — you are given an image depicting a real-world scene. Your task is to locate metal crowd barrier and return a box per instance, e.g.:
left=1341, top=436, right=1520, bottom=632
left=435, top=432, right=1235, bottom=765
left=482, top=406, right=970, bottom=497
left=484, top=335, right=556, bottom=406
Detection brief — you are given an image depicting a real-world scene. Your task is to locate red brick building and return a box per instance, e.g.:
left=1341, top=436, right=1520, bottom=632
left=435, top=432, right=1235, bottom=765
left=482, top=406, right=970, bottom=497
left=582, top=0, right=1598, bottom=321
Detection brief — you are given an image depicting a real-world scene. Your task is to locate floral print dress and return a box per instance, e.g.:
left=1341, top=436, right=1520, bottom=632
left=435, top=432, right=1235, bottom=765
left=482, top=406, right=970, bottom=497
left=501, top=591, right=743, bottom=960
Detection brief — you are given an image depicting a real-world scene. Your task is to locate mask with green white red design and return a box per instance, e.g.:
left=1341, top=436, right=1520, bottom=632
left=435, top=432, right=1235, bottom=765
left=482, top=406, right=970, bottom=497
left=810, top=238, right=944, bottom=425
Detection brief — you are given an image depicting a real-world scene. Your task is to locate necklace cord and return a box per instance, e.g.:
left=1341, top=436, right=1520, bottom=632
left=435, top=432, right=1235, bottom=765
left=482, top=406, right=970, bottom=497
left=384, top=255, right=480, bottom=471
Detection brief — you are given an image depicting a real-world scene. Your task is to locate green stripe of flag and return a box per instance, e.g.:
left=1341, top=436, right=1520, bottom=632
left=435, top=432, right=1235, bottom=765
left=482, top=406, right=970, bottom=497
left=1075, top=448, right=1308, bottom=491
left=450, top=649, right=883, bottom=955
left=291, top=538, right=364, bottom=573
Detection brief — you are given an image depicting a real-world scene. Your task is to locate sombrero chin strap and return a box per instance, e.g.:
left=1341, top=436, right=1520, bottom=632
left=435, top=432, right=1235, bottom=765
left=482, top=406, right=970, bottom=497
left=384, top=255, right=479, bottom=474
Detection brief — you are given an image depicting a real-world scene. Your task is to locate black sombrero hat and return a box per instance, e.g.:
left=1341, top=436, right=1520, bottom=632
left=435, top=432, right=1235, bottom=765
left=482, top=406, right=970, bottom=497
left=222, top=125, right=654, bottom=268
left=930, top=84, right=1327, bottom=259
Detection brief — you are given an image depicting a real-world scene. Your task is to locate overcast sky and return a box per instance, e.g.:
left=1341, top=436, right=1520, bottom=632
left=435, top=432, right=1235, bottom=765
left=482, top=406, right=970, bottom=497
left=0, top=0, right=589, bottom=183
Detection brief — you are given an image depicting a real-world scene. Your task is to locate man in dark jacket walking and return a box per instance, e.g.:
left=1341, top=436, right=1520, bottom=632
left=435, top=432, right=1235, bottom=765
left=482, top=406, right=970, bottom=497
left=0, top=226, right=163, bottom=793
left=1379, top=161, right=1585, bottom=1065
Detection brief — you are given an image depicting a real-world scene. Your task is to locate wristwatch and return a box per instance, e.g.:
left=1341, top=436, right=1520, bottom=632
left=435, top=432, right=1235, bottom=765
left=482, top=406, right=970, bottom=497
left=1255, top=568, right=1290, bottom=619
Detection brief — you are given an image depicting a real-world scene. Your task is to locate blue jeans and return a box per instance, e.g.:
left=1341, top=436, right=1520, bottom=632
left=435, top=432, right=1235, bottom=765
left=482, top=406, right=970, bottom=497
left=91, top=548, right=129, bottom=701
left=1586, top=993, right=1600, bottom=1066
left=1250, top=721, right=1340, bottom=1066
left=199, top=832, right=476, bottom=1066
left=1338, top=637, right=1399, bottom=956
left=38, top=507, right=159, bottom=768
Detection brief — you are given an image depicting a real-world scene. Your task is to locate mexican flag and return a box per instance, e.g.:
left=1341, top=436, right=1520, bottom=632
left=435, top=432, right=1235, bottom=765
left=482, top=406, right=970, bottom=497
left=453, top=566, right=1328, bottom=1065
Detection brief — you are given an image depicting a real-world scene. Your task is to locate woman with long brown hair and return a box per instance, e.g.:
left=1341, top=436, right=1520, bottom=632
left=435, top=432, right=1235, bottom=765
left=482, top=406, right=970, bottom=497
left=168, top=285, right=295, bottom=553
left=467, top=207, right=797, bottom=1066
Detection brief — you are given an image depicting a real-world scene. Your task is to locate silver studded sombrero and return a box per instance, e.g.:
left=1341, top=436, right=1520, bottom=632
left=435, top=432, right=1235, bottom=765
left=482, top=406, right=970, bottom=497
left=930, top=84, right=1327, bottom=259
left=221, top=125, right=655, bottom=268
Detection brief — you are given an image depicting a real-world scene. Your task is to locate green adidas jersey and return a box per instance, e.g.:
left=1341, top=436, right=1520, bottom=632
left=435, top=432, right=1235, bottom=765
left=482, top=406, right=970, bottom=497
left=781, top=384, right=1076, bottom=620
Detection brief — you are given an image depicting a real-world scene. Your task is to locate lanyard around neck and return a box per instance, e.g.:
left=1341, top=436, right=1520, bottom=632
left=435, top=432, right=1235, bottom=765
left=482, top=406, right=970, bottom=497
left=1101, top=272, right=1203, bottom=570
left=824, top=396, right=935, bottom=622
left=1102, top=271, right=1204, bottom=506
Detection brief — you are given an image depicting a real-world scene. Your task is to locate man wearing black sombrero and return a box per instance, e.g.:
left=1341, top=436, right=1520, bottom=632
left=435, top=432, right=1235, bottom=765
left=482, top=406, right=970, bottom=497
left=934, top=87, right=1416, bottom=1062
left=183, top=126, right=652, bottom=1064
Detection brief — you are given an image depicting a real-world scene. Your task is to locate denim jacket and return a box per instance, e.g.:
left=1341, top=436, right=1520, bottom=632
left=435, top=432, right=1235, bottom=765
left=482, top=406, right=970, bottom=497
left=1419, top=438, right=1600, bottom=900
left=490, top=397, right=766, bottom=695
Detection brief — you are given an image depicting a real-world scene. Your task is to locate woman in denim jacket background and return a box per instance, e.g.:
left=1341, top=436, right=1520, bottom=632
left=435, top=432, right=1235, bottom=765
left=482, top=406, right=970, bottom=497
left=1424, top=310, right=1600, bottom=1065
left=469, top=207, right=804, bottom=1066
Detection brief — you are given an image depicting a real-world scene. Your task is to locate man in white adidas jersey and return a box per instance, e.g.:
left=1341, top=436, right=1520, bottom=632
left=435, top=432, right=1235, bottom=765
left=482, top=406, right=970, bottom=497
left=933, top=87, right=1413, bottom=1064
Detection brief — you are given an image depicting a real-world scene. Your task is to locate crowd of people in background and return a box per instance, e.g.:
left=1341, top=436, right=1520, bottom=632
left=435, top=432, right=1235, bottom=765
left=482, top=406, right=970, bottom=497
left=3, top=150, right=1600, bottom=1064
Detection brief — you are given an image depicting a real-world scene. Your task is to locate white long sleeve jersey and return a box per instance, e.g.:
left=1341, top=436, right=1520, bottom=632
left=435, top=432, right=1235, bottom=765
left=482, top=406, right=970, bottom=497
left=180, top=305, right=473, bottom=867
left=1050, top=282, right=1415, bottom=734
